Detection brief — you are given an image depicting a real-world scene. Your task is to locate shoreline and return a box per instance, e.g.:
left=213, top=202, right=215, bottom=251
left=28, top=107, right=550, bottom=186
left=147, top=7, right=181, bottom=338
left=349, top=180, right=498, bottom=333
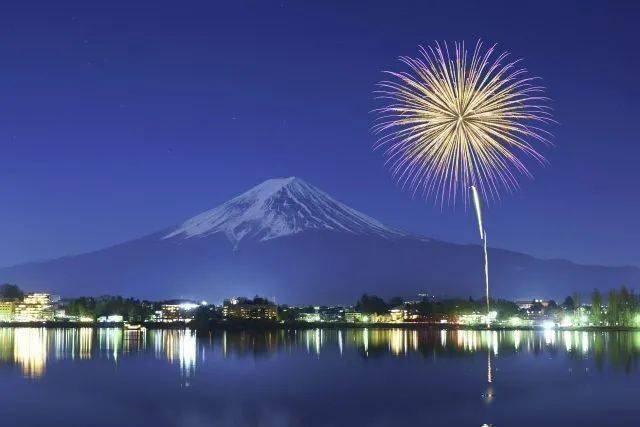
left=0, top=320, right=638, bottom=332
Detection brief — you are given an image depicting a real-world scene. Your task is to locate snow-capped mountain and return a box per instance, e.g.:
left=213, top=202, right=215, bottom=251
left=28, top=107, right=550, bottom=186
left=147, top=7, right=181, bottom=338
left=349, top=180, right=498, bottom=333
left=163, top=177, right=404, bottom=246
left=0, top=177, right=638, bottom=303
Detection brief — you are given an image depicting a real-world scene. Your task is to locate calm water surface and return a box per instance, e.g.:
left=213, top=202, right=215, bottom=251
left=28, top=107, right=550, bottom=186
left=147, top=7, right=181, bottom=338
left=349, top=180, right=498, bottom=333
left=0, top=327, right=639, bottom=426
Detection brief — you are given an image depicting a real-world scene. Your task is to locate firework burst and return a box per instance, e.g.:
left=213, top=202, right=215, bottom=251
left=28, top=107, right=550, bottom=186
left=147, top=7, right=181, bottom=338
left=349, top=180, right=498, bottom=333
left=373, top=40, right=553, bottom=206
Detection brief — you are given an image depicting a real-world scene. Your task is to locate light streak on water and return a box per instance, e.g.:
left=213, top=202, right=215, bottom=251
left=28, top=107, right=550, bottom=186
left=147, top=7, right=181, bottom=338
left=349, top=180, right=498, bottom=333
left=3, top=327, right=640, bottom=380
left=14, top=328, right=47, bottom=378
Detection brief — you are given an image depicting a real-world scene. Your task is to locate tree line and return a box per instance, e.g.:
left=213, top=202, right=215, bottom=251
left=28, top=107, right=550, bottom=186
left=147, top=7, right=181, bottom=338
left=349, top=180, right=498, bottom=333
left=354, top=293, right=520, bottom=318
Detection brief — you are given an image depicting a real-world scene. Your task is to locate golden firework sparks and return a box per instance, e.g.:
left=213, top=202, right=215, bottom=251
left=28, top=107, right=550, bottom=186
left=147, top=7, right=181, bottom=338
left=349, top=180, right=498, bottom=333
left=373, top=40, right=553, bottom=206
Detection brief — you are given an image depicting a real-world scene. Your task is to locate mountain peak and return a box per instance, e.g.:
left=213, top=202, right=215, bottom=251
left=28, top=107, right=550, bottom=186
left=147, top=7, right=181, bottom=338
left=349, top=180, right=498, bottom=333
left=254, top=176, right=299, bottom=189
left=163, top=177, right=404, bottom=245
left=243, top=176, right=304, bottom=198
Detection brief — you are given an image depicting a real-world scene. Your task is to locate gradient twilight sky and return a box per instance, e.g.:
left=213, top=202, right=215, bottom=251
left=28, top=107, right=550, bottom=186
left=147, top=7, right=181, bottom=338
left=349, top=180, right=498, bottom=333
left=0, top=0, right=638, bottom=268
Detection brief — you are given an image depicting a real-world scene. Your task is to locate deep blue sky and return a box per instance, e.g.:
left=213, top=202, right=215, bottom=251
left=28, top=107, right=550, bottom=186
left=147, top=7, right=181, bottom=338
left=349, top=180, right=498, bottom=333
left=1, top=0, right=639, bottom=268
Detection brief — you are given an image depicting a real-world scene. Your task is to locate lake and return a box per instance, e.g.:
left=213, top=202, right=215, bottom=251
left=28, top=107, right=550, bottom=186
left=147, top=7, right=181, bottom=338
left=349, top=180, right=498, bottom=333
left=0, top=327, right=639, bottom=426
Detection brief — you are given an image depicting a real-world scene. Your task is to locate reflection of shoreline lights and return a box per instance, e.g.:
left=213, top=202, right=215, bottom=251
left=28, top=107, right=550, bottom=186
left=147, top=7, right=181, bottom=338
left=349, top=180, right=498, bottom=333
left=315, top=329, right=321, bottom=356
left=222, top=331, right=228, bottom=358
left=544, top=329, right=556, bottom=346
left=0, top=329, right=13, bottom=363
left=457, top=330, right=479, bottom=352
left=178, top=332, right=197, bottom=377
left=14, top=328, right=199, bottom=380
left=14, top=328, right=47, bottom=378
left=582, top=331, right=589, bottom=354
left=7, top=327, right=640, bottom=380
left=390, top=329, right=403, bottom=355
left=561, top=331, right=592, bottom=354
left=563, top=331, right=573, bottom=352
left=152, top=330, right=197, bottom=377
left=363, top=328, right=369, bottom=356
left=491, top=331, right=498, bottom=356
left=98, top=328, right=122, bottom=361
left=79, top=328, right=93, bottom=359
left=123, top=329, right=145, bottom=354
left=303, top=329, right=323, bottom=356
left=53, top=329, right=94, bottom=361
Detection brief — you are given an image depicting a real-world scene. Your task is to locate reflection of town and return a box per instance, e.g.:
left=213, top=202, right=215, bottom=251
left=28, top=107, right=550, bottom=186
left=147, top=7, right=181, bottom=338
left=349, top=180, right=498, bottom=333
left=0, top=328, right=197, bottom=379
left=4, top=328, right=640, bottom=379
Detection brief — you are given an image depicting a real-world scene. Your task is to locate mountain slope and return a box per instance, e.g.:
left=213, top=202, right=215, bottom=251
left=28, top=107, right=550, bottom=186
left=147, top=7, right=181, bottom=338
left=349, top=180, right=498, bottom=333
left=0, top=177, right=638, bottom=303
left=163, top=177, right=405, bottom=245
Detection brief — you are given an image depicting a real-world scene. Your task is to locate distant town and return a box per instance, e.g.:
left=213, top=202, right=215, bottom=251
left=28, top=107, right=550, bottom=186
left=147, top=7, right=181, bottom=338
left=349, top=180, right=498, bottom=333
left=1, top=283, right=639, bottom=330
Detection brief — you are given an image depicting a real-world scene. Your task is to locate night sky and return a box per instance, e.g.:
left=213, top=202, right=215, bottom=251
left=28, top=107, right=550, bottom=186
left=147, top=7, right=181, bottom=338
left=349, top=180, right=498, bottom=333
left=1, top=0, right=639, bottom=268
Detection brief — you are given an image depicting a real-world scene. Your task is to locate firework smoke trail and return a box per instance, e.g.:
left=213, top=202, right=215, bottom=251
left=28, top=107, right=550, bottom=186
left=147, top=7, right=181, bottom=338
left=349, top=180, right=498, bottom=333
left=471, top=185, right=490, bottom=327
left=471, top=185, right=485, bottom=240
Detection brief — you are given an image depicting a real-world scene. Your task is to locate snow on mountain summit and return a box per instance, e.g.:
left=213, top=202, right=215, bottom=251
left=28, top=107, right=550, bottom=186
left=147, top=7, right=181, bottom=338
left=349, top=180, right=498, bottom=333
left=163, top=177, right=404, bottom=245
